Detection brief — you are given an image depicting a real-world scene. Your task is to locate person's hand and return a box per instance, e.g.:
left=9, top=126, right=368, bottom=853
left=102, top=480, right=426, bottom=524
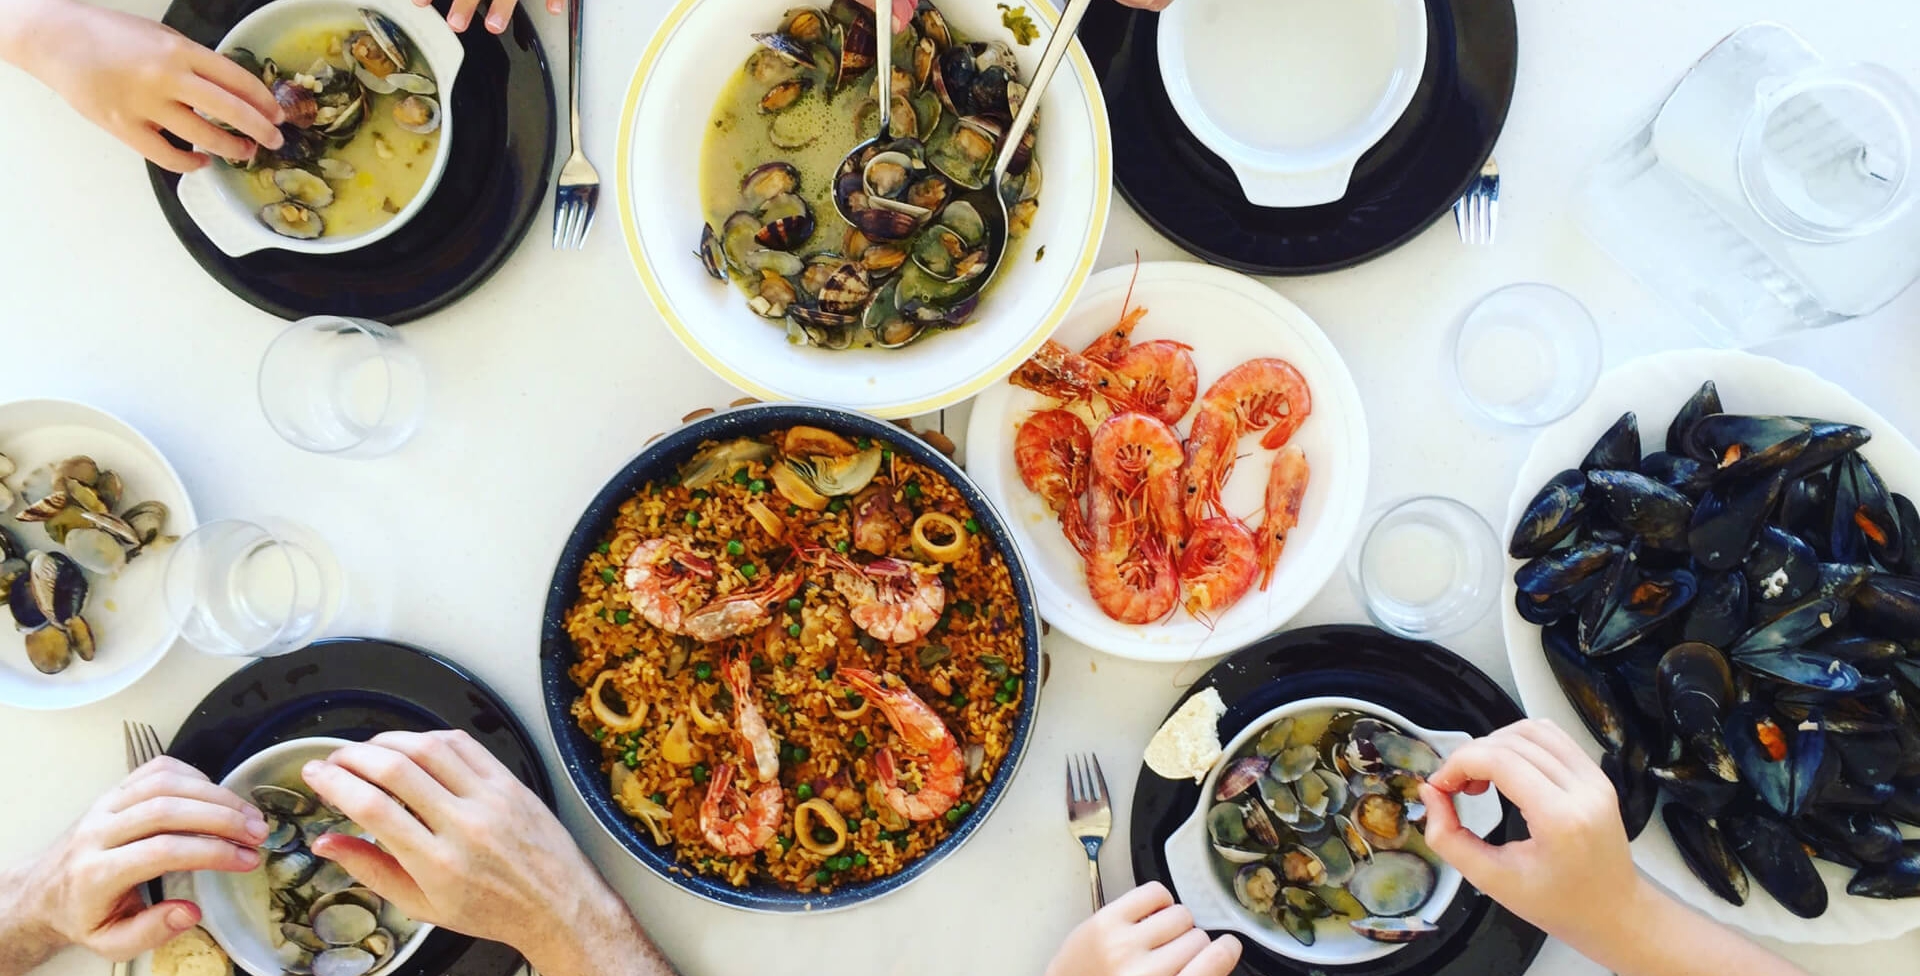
left=1112, top=0, right=1172, bottom=9
left=19, top=757, right=266, bottom=961
left=854, top=0, right=919, bottom=31
left=301, top=731, right=655, bottom=976
left=1418, top=719, right=1641, bottom=945
left=426, top=0, right=562, bottom=35
left=1043, top=882, right=1241, bottom=976
left=5, top=0, right=283, bottom=173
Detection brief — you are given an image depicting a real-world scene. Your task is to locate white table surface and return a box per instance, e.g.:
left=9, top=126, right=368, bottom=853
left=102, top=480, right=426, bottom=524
left=3, top=1, right=1919, bottom=974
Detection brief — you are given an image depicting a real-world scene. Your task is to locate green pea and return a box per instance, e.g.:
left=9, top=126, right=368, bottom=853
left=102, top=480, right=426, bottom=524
left=613, top=610, right=631, bottom=625
left=776, top=702, right=790, bottom=715
left=692, top=490, right=709, bottom=501
left=815, top=869, right=831, bottom=885
left=694, top=662, right=713, bottom=681
left=830, top=855, right=853, bottom=871
left=816, top=667, right=832, bottom=681
left=853, top=852, right=869, bottom=868
left=788, top=623, right=802, bottom=638
left=904, top=481, right=922, bottom=500
left=881, top=450, right=893, bottom=463
left=650, top=792, right=666, bottom=805
left=791, top=745, right=811, bottom=762
left=778, top=835, right=794, bottom=851
left=733, top=469, right=751, bottom=485
left=1003, top=677, right=1018, bottom=692
left=845, top=691, right=864, bottom=708
left=852, top=731, right=868, bottom=749
left=863, top=806, right=876, bottom=820
left=726, top=539, right=744, bottom=556
left=945, top=808, right=961, bottom=824
left=994, top=690, right=1011, bottom=705
left=857, top=437, right=872, bottom=450
left=796, top=783, right=814, bottom=801
left=596, top=609, right=608, bottom=621
left=592, top=728, right=607, bottom=741
left=787, top=598, right=803, bottom=612
left=740, top=563, right=758, bottom=579
left=964, top=518, right=980, bottom=534
left=691, top=764, right=708, bottom=783
left=814, top=828, right=838, bottom=846
left=683, top=511, right=699, bottom=526
left=782, top=652, right=797, bottom=667
left=749, top=479, right=767, bottom=493
left=835, top=540, right=850, bottom=552
left=828, top=498, right=846, bottom=513
left=786, top=503, right=798, bottom=514
left=595, top=541, right=611, bottom=554
left=957, top=801, right=973, bottom=815
left=622, top=751, right=637, bottom=768
left=949, top=692, right=967, bottom=708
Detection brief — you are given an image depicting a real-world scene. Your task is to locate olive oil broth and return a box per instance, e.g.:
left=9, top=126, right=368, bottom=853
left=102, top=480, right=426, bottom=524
left=223, top=23, right=439, bottom=239
left=698, top=7, right=1039, bottom=348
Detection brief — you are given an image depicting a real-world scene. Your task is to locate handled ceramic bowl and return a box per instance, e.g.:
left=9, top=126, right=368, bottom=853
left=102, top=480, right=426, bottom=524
left=1156, top=0, right=1426, bottom=208
left=1162, top=696, right=1500, bottom=967
left=191, top=736, right=434, bottom=976
left=174, top=0, right=464, bottom=257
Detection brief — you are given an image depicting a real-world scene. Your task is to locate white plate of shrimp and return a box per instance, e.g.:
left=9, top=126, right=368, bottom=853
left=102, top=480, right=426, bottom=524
left=964, top=261, right=1369, bottom=662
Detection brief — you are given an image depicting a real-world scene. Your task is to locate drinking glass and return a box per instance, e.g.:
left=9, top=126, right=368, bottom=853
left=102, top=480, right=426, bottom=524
left=1350, top=496, right=1500, bottom=641
left=1450, top=283, right=1600, bottom=428
left=162, top=519, right=345, bottom=658
left=258, top=316, right=427, bottom=457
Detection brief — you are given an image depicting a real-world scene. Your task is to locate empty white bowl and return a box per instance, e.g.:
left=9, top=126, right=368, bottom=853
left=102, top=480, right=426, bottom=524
left=1158, top=0, right=1427, bottom=208
left=1162, top=696, right=1500, bottom=967
left=192, top=736, right=432, bottom=976
left=174, top=0, right=464, bottom=257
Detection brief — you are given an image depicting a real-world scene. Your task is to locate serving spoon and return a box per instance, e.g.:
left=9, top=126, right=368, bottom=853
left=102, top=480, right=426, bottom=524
left=832, top=0, right=901, bottom=227
left=942, top=0, right=1098, bottom=302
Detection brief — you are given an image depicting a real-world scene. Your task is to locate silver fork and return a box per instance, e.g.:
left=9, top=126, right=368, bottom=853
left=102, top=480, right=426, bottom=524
left=1066, top=753, right=1113, bottom=913
left=117, top=722, right=166, bottom=976
left=1453, top=155, right=1500, bottom=245
left=552, top=0, right=599, bottom=249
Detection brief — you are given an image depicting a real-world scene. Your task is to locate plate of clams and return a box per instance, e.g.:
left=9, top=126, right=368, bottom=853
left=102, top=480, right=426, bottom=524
left=1162, top=696, right=1502, bottom=967
left=1504, top=348, right=1920, bottom=943
left=188, top=737, right=430, bottom=976
left=0, top=399, right=195, bottom=711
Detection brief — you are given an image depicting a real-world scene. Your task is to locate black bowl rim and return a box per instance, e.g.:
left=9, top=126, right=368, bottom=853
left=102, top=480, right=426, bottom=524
left=538, top=402, right=1045, bottom=912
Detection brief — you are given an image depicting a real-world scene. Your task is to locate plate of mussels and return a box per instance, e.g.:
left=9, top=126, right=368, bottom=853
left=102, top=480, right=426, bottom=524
left=0, top=399, right=195, bottom=711
left=1502, top=348, right=1920, bottom=943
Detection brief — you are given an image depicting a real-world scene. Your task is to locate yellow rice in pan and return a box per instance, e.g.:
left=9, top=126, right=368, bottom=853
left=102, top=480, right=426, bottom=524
left=566, top=429, right=1027, bottom=892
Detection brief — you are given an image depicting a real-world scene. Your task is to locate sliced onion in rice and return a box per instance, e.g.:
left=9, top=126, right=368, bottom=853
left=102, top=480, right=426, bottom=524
left=660, top=716, right=701, bottom=766
left=610, top=765, right=674, bottom=846
left=689, top=693, right=729, bottom=734
left=589, top=671, right=648, bottom=732
left=964, top=742, right=985, bottom=778
left=795, top=798, right=849, bottom=856
left=910, top=512, right=968, bottom=563
left=744, top=498, right=785, bottom=540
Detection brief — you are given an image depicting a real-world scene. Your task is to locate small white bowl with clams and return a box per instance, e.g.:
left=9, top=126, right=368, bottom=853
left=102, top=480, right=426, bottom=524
left=1163, top=697, right=1501, bottom=967
left=188, top=737, right=431, bottom=976
left=174, top=0, right=463, bottom=257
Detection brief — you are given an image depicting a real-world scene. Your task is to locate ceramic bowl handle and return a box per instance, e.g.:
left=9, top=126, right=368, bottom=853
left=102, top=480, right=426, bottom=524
left=1162, top=805, right=1239, bottom=931
left=1228, top=158, right=1361, bottom=209
left=174, top=168, right=264, bottom=258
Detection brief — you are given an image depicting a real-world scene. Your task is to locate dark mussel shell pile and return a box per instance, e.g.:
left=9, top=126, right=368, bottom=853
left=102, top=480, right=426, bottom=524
left=1513, top=380, right=1920, bottom=918
left=695, top=0, right=1041, bottom=351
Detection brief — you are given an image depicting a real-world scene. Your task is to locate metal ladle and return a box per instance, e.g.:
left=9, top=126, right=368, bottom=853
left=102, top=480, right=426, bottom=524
left=832, top=0, right=904, bottom=227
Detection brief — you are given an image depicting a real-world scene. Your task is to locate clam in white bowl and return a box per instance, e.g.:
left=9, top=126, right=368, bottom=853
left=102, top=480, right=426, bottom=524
left=174, top=0, right=464, bottom=257
left=618, top=0, right=1112, bottom=419
left=1163, top=697, right=1501, bottom=967
left=191, top=737, right=432, bottom=976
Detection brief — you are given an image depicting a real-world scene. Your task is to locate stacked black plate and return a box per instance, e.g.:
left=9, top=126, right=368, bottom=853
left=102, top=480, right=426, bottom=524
left=1129, top=625, right=1546, bottom=976
left=151, top=0, right=556, bottom=323
left=1077, top=0, right=1517, bottom=274
left=162, top=638, right=551, bottom=976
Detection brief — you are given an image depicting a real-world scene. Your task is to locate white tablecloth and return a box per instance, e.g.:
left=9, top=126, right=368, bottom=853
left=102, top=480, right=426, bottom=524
left=2, top=0, right=1917, bottom=973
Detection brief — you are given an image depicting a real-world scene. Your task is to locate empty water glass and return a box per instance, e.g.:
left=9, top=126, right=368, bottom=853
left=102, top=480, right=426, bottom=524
left=1450, top=283, right=1601, bottom=428
left=258, top=316, right=426, bottom=457
left=162, top=519, right=345, bottom=658
left=1351, top=496, right=1500, bottom=641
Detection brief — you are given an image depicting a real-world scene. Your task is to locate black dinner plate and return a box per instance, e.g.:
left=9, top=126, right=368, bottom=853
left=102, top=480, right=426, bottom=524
left=159, top=637, right=552, bottom=976
left=1129, top=625, right=1546, bottom=976
left=149, top=0, right=556, bottom=324
left=1077, top=0, right=1517, bottom=275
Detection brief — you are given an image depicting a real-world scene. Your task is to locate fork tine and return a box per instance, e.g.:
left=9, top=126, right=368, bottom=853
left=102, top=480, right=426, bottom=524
left=145, top=723, right=165, bottom=763
left=576, top=195, right=599, bottom=248
left=1070, top=754, right=1086, bottom=804
left=122, top=720, right=136, bottom=771
left=570, top=199, right=589, bottom=249
left=551, top=197, right=566, bottom=249
left=1089, top=754, right=1110, bottom=804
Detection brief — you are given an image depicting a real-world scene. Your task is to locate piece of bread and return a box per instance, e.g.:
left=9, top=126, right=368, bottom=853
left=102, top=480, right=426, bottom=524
left=1144, top=687, right=1227, bottom=783
left=151, top=926, right=231, bottom=976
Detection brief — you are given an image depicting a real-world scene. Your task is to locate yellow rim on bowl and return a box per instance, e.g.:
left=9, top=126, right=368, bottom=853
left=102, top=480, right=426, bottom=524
left=616, top=0, right=1112, bottom=419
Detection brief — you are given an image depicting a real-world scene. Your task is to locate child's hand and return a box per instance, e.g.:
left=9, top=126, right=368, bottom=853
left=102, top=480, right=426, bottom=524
left=10, top=0, right=283, bottom=173
left=425, top=0, right=562, bottom=35
left=1418, top=719, right=1641, bottom=946
left=1043, top=882, right=1241, bottom=976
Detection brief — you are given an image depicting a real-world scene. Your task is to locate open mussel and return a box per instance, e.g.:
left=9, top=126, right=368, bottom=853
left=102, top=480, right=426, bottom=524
left=1580, top=566, right=1697, bottom=658
left=1832, top=451, right=1902, bottom=567
left=1726, top=703, right=1825, bottom=817
left=1688, top=414, right=1813, bottom=480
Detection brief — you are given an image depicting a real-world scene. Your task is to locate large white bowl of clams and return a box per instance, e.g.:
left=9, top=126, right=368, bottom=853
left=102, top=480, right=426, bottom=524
left=173, top=0, right=463, bottom=257
left=188, top=737, right=431, bottom=976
